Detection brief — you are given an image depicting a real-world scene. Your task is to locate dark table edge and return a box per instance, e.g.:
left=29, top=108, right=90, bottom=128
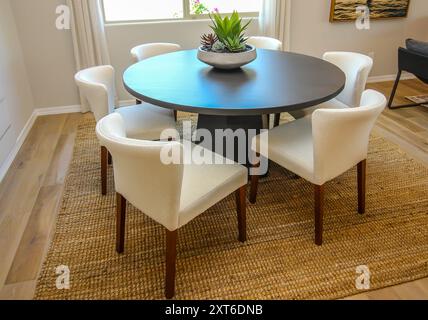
left=124, top=80, right=345, bottom=116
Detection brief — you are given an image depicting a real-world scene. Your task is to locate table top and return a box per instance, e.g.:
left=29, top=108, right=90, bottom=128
left=123, top=49, right=346, bottom=116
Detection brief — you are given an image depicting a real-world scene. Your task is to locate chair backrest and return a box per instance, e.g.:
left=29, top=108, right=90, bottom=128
left=75, top=65, right=116, bottom=122
left=312, top=89, right=386, bottom=185
left=130, top=43, right=182, bottom=62
left=246, top=36, right=283, bottom=51
left=96, top=112, right=184, bottom=231
left=323, top=52, right=373, bottom=108
left=398, top=47, right=428, bottom=84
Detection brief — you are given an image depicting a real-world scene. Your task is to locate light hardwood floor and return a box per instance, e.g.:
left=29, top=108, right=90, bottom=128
left=0, top=79, right=427, bottom=300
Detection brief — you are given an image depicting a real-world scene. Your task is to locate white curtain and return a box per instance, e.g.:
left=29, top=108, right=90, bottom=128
left=259, top=0, right=291, bottom=51
left=67, top=0, right=111, bottom=112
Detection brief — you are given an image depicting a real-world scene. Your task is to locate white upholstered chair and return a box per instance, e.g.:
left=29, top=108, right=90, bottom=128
left=75, top=65, right=177, bottom=195
left=130, top=43, right=182, bottom=119
left=250, top=89, right=386, bottom=245
left=289, top=52, right=373, bottom=120
left=96, top=112, right=248, bottom=299
left=130, top=42, right=182, bottom=63
left=246, top=36, right=283, bottom=128
left=247, top=36, right=283, bottom=51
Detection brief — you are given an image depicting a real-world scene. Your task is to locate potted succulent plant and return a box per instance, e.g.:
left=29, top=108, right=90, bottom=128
left=197, top=11, right=257, bottom=70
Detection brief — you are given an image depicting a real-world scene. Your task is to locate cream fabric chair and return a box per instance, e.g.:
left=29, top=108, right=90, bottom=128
left=250, top=89, right=386, bottom=245
left=130, top=43, right=182, bottom=63
left=247, top=36, right=283, bottom=51
left=246, top=36, right=283, bottom=128
left=289, top=52, right=373, bottom=120
left=96, top=112, right=248, bottom=299
left=75, top=65, right=177, bottom=195
left=130, top=43, right=182, bottom=119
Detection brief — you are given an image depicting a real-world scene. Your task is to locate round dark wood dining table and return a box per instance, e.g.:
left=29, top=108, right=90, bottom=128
left=123, top=49, right=346, bottom=164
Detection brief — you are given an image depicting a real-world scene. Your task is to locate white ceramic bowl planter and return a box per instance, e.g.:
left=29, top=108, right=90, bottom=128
left=197, top=45, right=257, bottom=70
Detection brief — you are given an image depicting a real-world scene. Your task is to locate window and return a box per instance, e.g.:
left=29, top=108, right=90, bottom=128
left=189, top=0, right=261, bottom=15
left=102, top=0, right=261, bottom=23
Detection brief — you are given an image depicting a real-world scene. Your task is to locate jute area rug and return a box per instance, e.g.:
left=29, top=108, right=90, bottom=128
left=35, top=113, right=428, bottom=300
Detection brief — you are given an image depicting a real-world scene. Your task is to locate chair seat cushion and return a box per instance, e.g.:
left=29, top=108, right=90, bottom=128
left=253, top=116, right=316, bottom=183
left=178, top=144, right=248, bottom=228
left=289, top=98, right=348, bottom=120
left=115, top=103, right=177, bottom=140
left=406, top=39, right=428, bottom=57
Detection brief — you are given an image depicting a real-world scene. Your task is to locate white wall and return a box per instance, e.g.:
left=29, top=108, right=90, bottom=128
left=0, top=0, right=35, bottom=168
left=10, top=0, right=79, bottom=108
left=290, top=0, right=428, bottom=77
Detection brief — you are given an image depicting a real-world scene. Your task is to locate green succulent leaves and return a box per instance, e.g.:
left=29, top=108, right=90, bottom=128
left=209, top=11, right=251, bottom=53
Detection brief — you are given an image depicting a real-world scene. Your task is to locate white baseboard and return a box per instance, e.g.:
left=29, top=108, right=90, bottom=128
left=367, top=72, right=415, bottom=83
left=0, top=104, right=82, bottom=183
left=0, top=110, right=38, bottom=182
left=35, top=104, right=82, bottom=116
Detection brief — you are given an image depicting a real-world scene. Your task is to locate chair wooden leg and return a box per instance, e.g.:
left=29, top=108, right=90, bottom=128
left=101, top=146, right=108, bottom=195
left=174, top=110, right=178, bottom=122
left=165, top=229, right=178, bottom=299
left=249, top=174, right=260, bottom=204
left=116, top=193, right=126, bottom=254
left=273, top=113, right=281, bottom=127
left=235, top=186, right=247, bottom=243
left=314, top=184, right=325, bottom=246
left=358, top=160, right=366, bottom=214
left=249, top=154, right=260, bottom=204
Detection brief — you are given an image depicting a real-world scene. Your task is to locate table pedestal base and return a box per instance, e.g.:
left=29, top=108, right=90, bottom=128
left=196, top=114, right=267, bottom=168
